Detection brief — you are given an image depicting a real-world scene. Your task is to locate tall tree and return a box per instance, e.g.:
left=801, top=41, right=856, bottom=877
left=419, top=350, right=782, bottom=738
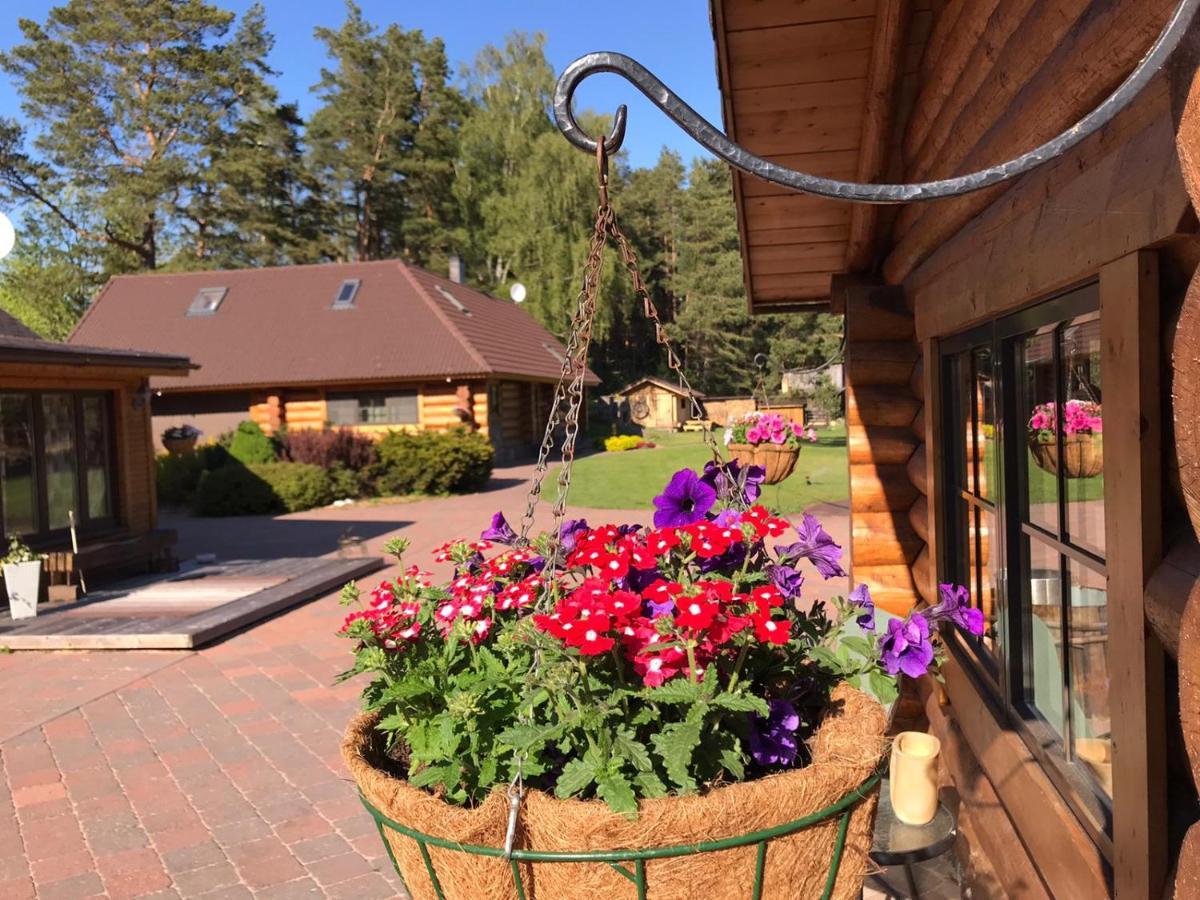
left=307, top=2, right=465, bottom=265
left=0, top=214, right=99, bottom=339
left=0, top=0, right=277, bottom=270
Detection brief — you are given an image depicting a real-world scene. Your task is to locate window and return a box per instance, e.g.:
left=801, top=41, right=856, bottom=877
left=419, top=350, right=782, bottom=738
left=332, top=279, right=360, bottom=309
left=0, top=391, right=116, bottom=541
left=435, top=285, right=470, bottom=315
left=326, top=391, right=418, bottom=426
left=940, top=283, right=1111, bottom=847
left=187, top=286, right=227, bottom=316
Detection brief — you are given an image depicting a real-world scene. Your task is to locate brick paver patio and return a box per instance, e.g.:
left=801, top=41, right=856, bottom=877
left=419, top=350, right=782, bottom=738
left=0, top=463, right=849, bottom=898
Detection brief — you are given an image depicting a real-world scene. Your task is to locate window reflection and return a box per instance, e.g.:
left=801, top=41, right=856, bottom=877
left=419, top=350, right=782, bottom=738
left=1022, top=330, right=1059, bottom=534
left=82, top=396, right=111, bottom=520
left=1025, top=539, right=1064, bottom=740
left=1067, top=558, right=1111, bottom=796
left=41, top=394, right=78, bottom=530
left=973, top=346, right=996, bottom=501
left=1061, top=316, right=1104, bottom=557
left=0, top=394, right=37, bottom=535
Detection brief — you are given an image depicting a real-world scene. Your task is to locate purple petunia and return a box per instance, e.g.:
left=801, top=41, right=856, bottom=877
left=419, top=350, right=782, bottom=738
left=481, top=511, right=518, bottom=545
left=748, top=699, right=801, bottom=767
left=652, top=469, right=717, bottom=528
left=768, top=563, right=805, bottom=601
left=775, top=513, right=846, bottom=579
left=700, top=459, right=766, bottom=505
left=849, top=583, right=875, bottom=631
left=929, top=583, right=985, bottom=636
left=879, top=614, right=935, bottom=679
left=559, top=519, right=590, bottom=554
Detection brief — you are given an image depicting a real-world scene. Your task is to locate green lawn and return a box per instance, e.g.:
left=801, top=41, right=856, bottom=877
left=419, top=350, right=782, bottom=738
left=551, top=426, right=849, bottom=514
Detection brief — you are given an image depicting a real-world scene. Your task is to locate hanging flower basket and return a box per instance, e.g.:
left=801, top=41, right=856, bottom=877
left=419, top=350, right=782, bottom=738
left=1027, top=400, right=1103, bottom=479
left=727, top=442, right=800, bottom=486
left=161, top=425, right=200, bottom=456
left=344, top=684, right=885, bottom=900
left=338, top=150, right=981, bottom=900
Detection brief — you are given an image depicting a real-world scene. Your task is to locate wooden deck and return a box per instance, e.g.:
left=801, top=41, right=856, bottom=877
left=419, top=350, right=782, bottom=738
left=0, top=556, right=384, bottom=650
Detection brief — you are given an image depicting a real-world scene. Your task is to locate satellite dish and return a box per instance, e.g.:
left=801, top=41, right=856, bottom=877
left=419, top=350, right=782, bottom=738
left=0, top=212, right=15, bottom=261
left=510, top=282, right=527, bottom=303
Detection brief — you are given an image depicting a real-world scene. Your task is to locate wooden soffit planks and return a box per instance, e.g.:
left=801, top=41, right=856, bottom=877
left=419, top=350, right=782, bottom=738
left=712, top=0, right=928, bottom=313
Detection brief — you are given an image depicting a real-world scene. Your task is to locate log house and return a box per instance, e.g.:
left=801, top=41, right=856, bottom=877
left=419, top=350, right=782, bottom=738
left=709, top=0, right=1200, bottom=894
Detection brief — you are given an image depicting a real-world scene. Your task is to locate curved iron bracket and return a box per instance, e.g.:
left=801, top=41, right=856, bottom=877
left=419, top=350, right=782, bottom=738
left=553, top=0, right=1200, bottom=204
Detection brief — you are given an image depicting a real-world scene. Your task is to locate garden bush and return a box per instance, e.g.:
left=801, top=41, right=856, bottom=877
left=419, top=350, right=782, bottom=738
left=280, top=427, right=377, bottom=472
left=156, top=443, right=236, bottom=505
left=192, top=462, right=333, bottom=516
left=371, top=428, right=493, bottom=495
left=228, top=421, right=277, bottom=465
left=604, top=434, right=644, bottom=452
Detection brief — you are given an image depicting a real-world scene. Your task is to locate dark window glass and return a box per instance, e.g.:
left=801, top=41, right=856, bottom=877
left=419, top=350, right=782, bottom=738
left=41, top=394, right=78, bottom=530
left=1061, top=315, right=1104, bottom=557
left=0, top=394, right=37, bottom=535
left=327, top=391, right=418, bottom=426
left=82, top=396, right=112, bottom=520
left=1021, top=329, right=1059, bottom=535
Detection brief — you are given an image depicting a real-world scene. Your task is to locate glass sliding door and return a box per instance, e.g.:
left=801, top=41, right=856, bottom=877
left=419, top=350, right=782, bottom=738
left=0, top=394, right=38, bottom=536
left=81, top=395, right=113, bottom=521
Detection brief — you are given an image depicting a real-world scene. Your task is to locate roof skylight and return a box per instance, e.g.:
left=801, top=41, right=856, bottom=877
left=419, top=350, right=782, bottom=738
left=333, top=279, right=360, bottom=309
left=435, top=285, right=471, bottom=315
left=187, top=287, right=227, bottom=316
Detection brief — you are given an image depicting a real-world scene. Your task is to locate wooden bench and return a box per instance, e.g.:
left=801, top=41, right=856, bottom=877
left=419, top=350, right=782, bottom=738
left=680, top=418, right=713, bottom=432
left=44, top=530, right=178, bottom=601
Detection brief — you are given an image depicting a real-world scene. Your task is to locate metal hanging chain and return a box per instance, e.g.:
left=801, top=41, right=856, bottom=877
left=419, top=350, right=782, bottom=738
left=550, top=0, right=1200, bottom=203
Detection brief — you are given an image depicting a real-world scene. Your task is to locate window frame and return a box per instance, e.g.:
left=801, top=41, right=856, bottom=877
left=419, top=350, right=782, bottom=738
left=0, top=389, right=120, bottom=544
left=325, top=390, right=419, bottom=427
left=938, top=281, right=1114, bottom=854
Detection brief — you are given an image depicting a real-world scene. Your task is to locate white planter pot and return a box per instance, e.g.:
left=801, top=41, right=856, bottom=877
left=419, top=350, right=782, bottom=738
left=4, top=560, right=42, bottom=619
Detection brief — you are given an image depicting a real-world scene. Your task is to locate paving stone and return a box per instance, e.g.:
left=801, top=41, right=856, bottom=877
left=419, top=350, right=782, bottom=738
left=170, top=861, right=243, bottom=895
left=36, top=871, right=106, bottom=899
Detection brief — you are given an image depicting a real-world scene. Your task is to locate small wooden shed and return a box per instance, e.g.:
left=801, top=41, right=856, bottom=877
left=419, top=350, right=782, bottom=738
left=616, top=377, right=704, bottom=430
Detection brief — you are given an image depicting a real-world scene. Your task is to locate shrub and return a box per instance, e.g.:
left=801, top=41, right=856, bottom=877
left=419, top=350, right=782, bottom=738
left=192, top=462, right=332, bottom=516
left=604, top=434, right=643, bottom=452
left=327, top=463, right=364, bottom=500
left=371, top=428, right=494, bottom=495
left=156, top=452, right=207, bottom=506
left=228, top=421, right=277, bottom=465
left=192, top=465, right=280, bottom=516
left=280, top=427, right=377, bottom=471
left=255, top=462, right=334, bottom=512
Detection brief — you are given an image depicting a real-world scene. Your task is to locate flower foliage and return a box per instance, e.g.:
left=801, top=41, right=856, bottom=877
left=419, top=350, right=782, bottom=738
left=726, top=411, right=818, bottom=449
left=338, top=466, right=980, bottom=816
left=1028, top=400, right=1102, bottom=440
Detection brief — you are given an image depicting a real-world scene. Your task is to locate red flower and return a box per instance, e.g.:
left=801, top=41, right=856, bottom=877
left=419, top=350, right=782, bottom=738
left=604, top=590, right=640, bottom=620
left=471, top=618, right=493, bottom=644
left=697, top=579, right=735, bottom=605
left=752, top=612, right=791, bottom=645
left=497, top=576, right=542, bottom=611
left=750, top=585, right=784, bottom=612
left=632, top=645, right=686, bottom=687
left=647, top=528, right=681, bottom=556
left=565, top=614, right=614, bottom=655
left=707, top=612, right=749, bottom=645
left=675, top=595, right=719, bottom=630
left=625, top=540, right=658, bottom=571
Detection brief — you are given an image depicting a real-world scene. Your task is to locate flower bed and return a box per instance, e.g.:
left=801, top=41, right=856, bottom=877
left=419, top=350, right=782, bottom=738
left=338, top=461, right=981, bottom=897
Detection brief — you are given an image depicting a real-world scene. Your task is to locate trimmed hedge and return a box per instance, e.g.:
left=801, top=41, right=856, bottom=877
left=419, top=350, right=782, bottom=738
left=229, top=421, right=277, bottom=465
left=604, top=434, right=643, bottom=452
left=371, top=428, right=494, bottom=495
left=192, top=462, right=333, bottom=516
left=156, top=444, right=234, bottom=506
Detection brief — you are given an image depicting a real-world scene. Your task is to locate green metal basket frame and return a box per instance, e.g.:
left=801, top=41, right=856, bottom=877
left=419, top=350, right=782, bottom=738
left=359, top=765, right=882, bottom=900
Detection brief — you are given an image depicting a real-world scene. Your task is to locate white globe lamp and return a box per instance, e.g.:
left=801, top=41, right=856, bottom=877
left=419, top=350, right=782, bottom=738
left=0, top=212, right=15, bottom=261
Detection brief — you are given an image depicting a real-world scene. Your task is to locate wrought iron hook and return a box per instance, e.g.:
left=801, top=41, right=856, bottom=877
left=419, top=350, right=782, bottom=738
left=553, top=0, right=1200, bottom=204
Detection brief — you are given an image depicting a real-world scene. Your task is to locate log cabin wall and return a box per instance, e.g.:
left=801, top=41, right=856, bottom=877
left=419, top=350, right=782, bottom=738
left=891, top=2, right=1194, bottom=895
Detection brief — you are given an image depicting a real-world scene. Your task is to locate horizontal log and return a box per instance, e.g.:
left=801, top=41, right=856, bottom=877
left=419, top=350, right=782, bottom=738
left=852, top=512, right=923, bottom=566
left=908, top=494, right=929, bottom=543
left=846, top=285, right=914, bottom=341
left=849, top=462, right=920, bottom=512
left=910, top=403, right=925, bottom=442
left=845, top=340, right=918, bottom=386
left=846, top=384, right=921, bottom=428
left=907, top=444, right=928, bottom=495
left=854, top=564, right=918, bottom=615
left=847, top=424, right=917, bottom=465
left=912, top=545, right=934, bottom=603
left=1145, top=537, right=1200, bottom=660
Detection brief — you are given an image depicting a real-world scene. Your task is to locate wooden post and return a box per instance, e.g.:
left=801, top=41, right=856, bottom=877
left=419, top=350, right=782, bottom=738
left=1099, top=250, right=1166, bottom=899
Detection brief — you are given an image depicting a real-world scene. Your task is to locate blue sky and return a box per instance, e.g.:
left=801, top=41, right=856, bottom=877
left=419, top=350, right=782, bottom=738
left=0, top=0, right=721, bottom=171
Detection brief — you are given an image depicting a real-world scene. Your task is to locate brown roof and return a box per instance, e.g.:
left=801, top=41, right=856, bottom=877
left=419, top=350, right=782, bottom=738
left=0, top=308, right=192, bottom=372
left=617, top=376, right=705, bottom=399
left=69, top=260, right=599, bottom=391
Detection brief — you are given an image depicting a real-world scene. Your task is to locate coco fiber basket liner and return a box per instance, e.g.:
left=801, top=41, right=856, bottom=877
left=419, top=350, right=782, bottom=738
left=343, top=683, right=886, bottom=900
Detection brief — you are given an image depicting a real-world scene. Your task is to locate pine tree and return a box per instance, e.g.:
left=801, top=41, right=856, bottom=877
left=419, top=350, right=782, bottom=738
left=307, top=2, right=465, bottom=264
left=0, top=0, right=277, bottom=270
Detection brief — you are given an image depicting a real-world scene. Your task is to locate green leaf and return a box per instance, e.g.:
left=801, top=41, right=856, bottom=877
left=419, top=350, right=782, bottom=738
left=476, top=755, right=498, bottom=790
left=612, top=729, right=654, bottom=773
left=596, top=770, right=638, bottom=817
left=642, top=678, right=703, bottom=705
left=838, top=635, right=874, bottom=660
left=410, top=763, right=458, bottom=790
left=554, top=758, right=598, bottom=799
left=808, top=646, right=847, bottom=673
left=651, top=717, right=703, bottom=792
left=868, top=671, right=900, bottom=706
left=710, top=692, right=770, bottom=717
left=719, top=742, right=746, bottom=781
left=633, top=770, right=668, bottom=799
left=496, top=722, right=563, bottom=752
